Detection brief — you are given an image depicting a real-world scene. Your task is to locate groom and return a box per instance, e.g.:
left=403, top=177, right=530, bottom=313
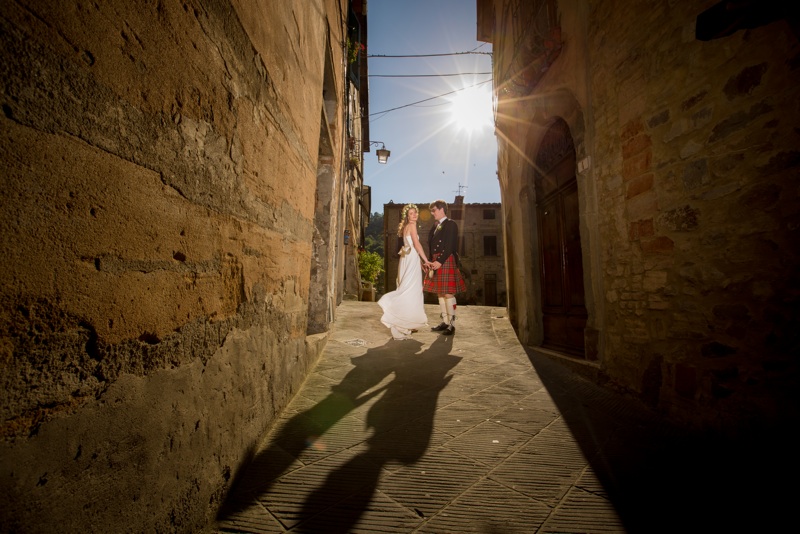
left=423, top=199, right=466, bottom=335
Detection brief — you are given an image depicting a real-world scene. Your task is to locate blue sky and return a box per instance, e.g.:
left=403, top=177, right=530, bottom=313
left=364, top=0, right=499, bottom=211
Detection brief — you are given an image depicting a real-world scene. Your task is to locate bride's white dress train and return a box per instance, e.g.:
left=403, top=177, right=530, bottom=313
left=378, top=235, right=428, bottom=339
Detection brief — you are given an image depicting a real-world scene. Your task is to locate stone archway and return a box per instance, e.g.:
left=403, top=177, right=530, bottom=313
left=531, top=118, right=587, bottom=356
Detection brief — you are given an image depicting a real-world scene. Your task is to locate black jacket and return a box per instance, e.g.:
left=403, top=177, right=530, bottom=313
left=428, top=218, right=459, bottom=264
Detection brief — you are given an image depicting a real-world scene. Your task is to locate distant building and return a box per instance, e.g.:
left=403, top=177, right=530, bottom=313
left=383, top=196, right=506, bottom=306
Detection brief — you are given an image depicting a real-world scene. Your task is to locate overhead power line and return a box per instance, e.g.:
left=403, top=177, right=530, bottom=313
left=368, top=51, right=492, bottom=58
left=369, top=79, right=493, bottom=118
left=367, top=44, right=491, bottom=59
left=369, top=72, right=492, bottom=78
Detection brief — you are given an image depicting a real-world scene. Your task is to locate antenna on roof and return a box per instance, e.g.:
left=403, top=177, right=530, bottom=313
left=454, top=183, right=468, bottom=196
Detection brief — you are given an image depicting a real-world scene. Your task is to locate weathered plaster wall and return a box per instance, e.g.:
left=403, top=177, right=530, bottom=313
left=0, top=0, right=346, bottom=531
left=491, top=0, right=800, bottom=431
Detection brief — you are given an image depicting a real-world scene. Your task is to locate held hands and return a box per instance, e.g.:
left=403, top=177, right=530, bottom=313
left=421, top=260, right=441, bottom=272
left=422, top=261, right=435, bottom=279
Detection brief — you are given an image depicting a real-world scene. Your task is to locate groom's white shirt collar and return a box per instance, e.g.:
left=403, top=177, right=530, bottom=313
left=438, top=216, right=448, bottom=224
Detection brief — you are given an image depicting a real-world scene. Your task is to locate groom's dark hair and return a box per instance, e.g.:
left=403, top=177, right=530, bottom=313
left=429, top=199, right=448, bottom=213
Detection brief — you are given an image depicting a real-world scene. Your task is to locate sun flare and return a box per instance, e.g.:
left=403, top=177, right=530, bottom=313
left=448, top=86, right=494, bottom=133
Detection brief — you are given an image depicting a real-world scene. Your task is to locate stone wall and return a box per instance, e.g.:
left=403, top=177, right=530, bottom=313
left=588, top=0, right=800, bottom=429
left=485, top=0, right=799, bottom=431
left=0, top=0, right=348, bottom=531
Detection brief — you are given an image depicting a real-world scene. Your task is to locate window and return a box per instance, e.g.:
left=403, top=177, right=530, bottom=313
left=347, top=9, right=363, bottom=86
left=483, top=209, right=496, bottom=219
left=483, top=236, right=497, bottom=256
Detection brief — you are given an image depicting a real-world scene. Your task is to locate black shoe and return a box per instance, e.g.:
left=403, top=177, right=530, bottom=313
left=431, top=322, right=448, bottom=331
left=442, top=325, right=455, bottom=336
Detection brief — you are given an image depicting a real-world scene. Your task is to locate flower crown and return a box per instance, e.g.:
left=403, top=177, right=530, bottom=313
left=401, top=203, right=418, bottom=220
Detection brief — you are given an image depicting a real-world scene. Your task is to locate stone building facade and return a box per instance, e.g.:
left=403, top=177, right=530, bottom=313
left=383, top=197, right=506, bottom=306
left=478, top=0, right=799, bottom=431
left=0, top=1, right=371, bottom=531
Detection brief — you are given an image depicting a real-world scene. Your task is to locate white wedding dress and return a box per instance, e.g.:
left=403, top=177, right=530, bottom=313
left=378, top=235, right=428, bottom=339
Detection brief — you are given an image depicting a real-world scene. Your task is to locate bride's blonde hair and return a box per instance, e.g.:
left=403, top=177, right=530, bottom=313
left=397, top=203, right=418, bottom=236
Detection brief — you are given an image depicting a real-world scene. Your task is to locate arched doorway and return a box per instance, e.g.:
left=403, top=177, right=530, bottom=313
left=534, top=118, right=587, bottom=356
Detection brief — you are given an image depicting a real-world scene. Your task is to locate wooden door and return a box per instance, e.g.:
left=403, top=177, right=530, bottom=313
left=535, top=119, right=587, bottom=355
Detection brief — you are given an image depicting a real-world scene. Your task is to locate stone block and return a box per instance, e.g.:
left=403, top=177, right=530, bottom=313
left=680, top=140, right=703, bottom=159
left=641, top=236, right=675, bottom=255
left=647, top=109, right=670, bottom=128
left=643, top=271, right=668, bottom=291
left=622, top=150, right=652, bottom=180
left=663, top=118, right=689, bottom=143
left=648, top=297, right=670, bottom=310
left=709, top=152, right=745, bottom=178
left=756, top=150, right=800, bottom=176
left=698, top=182, right=740, bottom=201
left=708, top=101, right=773, bottom=143
left=626, top=190, right=659, bottom=220
left=723, top=63, right=768, bottom=99
left=690, top=107, right=713, bottom=130
left=681, top=159, right=709, bottom=190
left=620, top=118, right=645, bottom=141
left=626, top=173, right=654, bottom=199
left=657, top=205, right=700, bottom=232
left=737, top=182, right=781, bottom=211
left=622, top=134, right=652, bottom=159
left=681, top=90, right=708, bottom=111
left=628, top=218, right=655, bottom=241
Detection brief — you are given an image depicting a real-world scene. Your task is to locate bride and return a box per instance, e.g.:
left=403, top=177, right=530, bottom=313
left=378, top=204, right=431, bottom=340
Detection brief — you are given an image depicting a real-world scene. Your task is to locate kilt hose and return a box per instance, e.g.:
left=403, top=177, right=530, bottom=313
left=423, top=253, right=466, bottom=295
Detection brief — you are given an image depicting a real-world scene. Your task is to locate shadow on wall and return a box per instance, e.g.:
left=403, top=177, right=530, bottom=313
left=525, top=349, right=797, bottom=533
left=216, top=336, right=461, bottom=532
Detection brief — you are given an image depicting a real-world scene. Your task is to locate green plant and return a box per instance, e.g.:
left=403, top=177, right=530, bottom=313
left=346, top=38, right=364, bottom=64
left=358, top=250, right=383, bottom=285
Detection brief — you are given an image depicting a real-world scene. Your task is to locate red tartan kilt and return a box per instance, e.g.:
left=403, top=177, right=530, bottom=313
left=423, top=254, right=466, bottom=294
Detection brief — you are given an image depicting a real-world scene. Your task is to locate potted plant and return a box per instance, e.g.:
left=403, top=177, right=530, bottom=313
left=358, top=250, right=383, bottom=301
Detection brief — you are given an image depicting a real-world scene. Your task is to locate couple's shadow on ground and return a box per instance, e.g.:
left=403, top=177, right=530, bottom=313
left=217, top=335, right=461, bottom=532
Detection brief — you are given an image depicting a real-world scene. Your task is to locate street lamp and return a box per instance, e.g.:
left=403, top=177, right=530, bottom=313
left=353, top=139, right=391, bottom=164
left=374, top=143, right=391, bottom=164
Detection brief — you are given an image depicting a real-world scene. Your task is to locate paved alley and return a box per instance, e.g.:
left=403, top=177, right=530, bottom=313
left=211, top=302, right=790, bottom=533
